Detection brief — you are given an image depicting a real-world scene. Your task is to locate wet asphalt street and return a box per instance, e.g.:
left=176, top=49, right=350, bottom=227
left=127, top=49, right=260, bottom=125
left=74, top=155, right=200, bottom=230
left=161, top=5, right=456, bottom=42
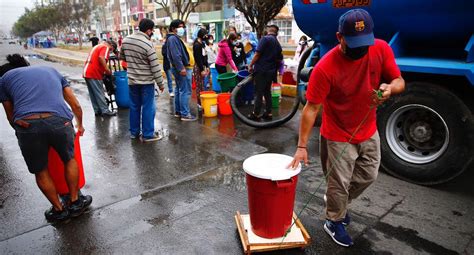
left=0, top=43, right=473, bottom=255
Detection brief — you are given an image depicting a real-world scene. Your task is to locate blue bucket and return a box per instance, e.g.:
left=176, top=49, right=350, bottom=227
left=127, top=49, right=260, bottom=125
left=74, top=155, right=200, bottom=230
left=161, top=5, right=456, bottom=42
left=237, top=70, right=254, bottom=102
left=114, top=71, right=130, bottom=108
left=210, top=67, right=221, bottom=93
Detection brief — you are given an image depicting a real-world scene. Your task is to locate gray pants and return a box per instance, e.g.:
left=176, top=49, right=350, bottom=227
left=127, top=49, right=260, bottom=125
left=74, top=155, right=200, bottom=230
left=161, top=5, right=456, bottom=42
left=320, top=131, right=381, bottom=221
left=85, top=78, right=110, bottom=115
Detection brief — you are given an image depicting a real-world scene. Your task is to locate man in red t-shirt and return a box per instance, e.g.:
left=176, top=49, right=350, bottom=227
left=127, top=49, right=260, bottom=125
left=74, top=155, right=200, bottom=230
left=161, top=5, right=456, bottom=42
left=83, top=39, right=117, bottom=116
left=289, top=9, right=405, bottom=247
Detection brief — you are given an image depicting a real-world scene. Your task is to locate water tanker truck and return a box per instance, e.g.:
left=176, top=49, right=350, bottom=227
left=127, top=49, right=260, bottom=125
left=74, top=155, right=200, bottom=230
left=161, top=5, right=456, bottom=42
left=292, top=0, right=474, bottom=185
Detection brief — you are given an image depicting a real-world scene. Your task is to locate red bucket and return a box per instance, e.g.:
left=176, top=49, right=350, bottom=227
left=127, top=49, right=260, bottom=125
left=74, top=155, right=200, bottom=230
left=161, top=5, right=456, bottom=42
left=243, top=153, right=301, bottom=238
left=217, top=93, right=232, bottom=115
left=48, top=133, right=85, bottom=195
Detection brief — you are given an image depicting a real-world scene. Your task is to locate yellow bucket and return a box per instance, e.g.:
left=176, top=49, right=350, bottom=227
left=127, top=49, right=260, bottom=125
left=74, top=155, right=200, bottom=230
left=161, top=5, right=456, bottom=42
left=200, top=93, right=218, bottom=117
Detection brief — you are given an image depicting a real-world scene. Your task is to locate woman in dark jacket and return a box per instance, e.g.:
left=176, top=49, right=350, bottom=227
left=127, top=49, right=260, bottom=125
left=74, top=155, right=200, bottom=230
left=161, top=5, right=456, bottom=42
left=232, top=33, right=247, bottom=70
left=192, top=28, right=209, bottom=107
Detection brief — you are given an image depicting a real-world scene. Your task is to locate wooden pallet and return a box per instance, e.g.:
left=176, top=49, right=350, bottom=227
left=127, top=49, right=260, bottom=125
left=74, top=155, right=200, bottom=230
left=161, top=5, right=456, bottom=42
left=234, top=211, right=311, bottom=255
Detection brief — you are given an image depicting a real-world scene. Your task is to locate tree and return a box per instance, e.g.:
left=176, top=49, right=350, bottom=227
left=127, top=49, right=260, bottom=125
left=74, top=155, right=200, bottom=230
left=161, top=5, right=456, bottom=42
left=12, top=4, right=69, bottom=41
left=48, top=3, right=72, bottom=43
left=66, top=0, right=93, bottom=49
left=154, top=0, right=201, bottom=22
left=235, top=0, right=287, bottom=39
left=12, top=7, right=50, bottom=38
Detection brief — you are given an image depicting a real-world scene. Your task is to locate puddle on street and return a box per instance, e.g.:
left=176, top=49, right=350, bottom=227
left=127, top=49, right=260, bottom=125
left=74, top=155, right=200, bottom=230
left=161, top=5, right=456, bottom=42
left=24, top=54, right=45, bottom=60
left=194, top=163, right=247, bottom=192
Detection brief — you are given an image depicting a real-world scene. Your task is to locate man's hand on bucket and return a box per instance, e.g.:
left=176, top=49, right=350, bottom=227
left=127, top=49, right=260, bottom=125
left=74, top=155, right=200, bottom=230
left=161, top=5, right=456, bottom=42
left=288, top=147, right=308, bottom=170
left=77, top=125, right=85, bottom=136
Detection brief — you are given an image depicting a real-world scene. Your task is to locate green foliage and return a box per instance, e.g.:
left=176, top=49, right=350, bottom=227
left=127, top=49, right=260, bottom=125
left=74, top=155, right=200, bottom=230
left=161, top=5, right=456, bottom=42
left=12, top=5, right=64, bottom=38
left=235, top=0, right=287, bottom=39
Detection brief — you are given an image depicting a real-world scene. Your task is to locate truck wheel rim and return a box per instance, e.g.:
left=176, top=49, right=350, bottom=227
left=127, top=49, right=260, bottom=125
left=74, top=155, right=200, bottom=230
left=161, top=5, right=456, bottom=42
left=385, top=104, right=449, bottom=164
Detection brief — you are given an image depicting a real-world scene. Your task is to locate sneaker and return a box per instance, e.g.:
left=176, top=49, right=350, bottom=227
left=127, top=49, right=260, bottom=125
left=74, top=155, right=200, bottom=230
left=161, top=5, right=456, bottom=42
left=102, top=111, right=117, bottom=117
left=130, top=134, right=140, bottom=140
left=247, top=113, right=260, bottom=121
left=181, top=115, right=197, bottom=121
left=169, top=92, right=175, bottom=97
left=323, top=194, right=351, bottom=226
left=141, top=133, right=163, bottom=142
left=68, top=195, right=93, bottom=218
left=174, top=112, right=181, bottom=118
left=343, top=212, right=351, bottom=226
left=44, top=206, right=69, bottom=222
left=324, top=220, right=353, bottom=247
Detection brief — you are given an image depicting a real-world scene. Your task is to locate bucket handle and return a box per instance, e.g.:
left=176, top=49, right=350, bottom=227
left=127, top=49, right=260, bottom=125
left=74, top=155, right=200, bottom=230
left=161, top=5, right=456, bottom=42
left=275, top=178, right=294, bottom=188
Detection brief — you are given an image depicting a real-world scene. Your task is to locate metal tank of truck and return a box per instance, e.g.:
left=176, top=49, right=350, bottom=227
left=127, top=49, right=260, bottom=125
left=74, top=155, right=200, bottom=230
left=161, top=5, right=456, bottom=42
left=292, top=0, right=474, bottom=185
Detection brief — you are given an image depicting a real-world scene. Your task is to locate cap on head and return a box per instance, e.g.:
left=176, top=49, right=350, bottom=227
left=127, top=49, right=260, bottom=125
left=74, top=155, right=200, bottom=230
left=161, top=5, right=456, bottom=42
left=338, top=9, right=374, bottom=48
left=107, top=39, right=118, bottom=52
left=139, top=18, right=155, bottom=33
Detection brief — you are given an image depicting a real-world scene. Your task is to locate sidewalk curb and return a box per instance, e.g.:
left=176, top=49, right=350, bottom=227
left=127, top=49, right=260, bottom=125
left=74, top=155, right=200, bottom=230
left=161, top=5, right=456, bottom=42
left=33, top=49, right=85, bottom=66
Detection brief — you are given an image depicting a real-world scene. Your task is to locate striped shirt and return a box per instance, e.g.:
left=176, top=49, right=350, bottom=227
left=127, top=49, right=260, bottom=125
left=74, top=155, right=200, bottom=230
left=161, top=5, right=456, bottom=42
left=120, top=31, right=164, bottom=87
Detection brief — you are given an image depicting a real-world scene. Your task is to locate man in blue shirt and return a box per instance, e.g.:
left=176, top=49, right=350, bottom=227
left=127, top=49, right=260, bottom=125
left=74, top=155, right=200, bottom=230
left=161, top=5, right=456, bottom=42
left=248, top=25, right=283, bottom=120
left=0, top=62, right=92, bottom=222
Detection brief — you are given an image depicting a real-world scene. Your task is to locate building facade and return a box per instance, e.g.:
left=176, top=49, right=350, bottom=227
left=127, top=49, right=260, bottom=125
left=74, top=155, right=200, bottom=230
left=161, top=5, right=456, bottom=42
left=85, top=1, right=305, bottom=46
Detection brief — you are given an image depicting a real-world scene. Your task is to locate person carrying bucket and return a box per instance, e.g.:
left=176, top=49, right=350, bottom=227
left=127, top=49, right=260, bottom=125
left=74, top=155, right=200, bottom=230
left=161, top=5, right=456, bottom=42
left=288, top=9, right=405, bottom=247
left=0, top=57, right=92, bottom=222
left=192, top=28, right=210, bottom=108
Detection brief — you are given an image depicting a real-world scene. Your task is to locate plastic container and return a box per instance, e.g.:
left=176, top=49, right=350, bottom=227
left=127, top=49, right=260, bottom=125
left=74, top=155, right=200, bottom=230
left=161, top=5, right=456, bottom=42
left=48, top=133, right=85, bottom=195
left=114, top=70, right=130, bottom=108
left=243, top=153, right=301, bottom=238
left=272, top=83, right=282, bottom=97
left=200, top=93, right=218, bottom=117
left=210, top=66, right=221, bottom=92
left=217, top=93, right=232, bottom=115
left=282, top=71, right=296, bottom=85
left=272, top=93, right=280, bottom=108
left=217, top=72, right=238, bottom=92
left=237, top=70, right=254, bottom=102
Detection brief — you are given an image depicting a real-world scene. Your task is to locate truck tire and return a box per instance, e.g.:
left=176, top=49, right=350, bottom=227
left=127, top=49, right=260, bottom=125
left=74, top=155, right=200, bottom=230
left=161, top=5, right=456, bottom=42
left=377, top=82, right=474, bottom=185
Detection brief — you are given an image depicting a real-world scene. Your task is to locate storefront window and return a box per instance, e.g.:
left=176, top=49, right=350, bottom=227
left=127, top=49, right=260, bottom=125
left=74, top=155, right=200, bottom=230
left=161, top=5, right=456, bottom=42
left=269, top=20, right=292, bottom=44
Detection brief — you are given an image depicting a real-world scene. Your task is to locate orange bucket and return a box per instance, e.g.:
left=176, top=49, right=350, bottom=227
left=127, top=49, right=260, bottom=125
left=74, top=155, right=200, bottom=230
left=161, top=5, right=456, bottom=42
left=48, top=133, right=85, bottom=195
left=217, top=93, right=232, bottom=115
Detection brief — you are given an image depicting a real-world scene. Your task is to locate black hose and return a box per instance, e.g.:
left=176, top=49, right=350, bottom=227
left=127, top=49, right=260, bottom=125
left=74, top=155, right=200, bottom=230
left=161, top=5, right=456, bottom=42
left=296, top=45, right=317, bottom=105
left=231, top=74, right=301, bottom=129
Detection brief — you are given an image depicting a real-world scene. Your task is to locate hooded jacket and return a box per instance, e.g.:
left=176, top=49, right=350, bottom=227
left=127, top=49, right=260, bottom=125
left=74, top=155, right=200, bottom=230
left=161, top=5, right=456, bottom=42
left=215, top=39, right=238, bottom=71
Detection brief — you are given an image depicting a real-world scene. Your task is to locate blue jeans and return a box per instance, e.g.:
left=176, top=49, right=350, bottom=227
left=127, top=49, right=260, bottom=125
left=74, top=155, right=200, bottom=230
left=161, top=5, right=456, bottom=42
left=85, top=78, right=110, bottom=114
left=129, top=84, right=156, bottom=138
left=165, top=69, right=173, bottom=93
left=171, top=68, right=193, bottom=117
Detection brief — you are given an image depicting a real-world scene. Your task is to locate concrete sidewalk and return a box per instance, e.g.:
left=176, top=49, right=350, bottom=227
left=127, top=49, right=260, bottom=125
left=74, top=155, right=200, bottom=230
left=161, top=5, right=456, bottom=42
left=33, top=47, right=88, bottom=66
